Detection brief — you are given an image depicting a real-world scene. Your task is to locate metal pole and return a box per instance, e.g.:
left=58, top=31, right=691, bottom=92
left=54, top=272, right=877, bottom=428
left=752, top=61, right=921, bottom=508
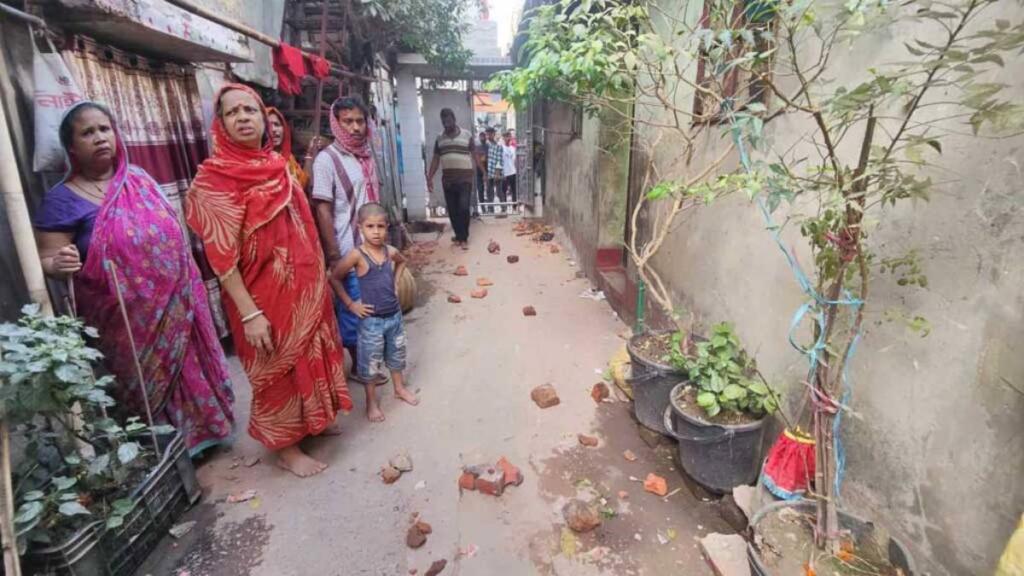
left=0, top=2, right=46, bottom=28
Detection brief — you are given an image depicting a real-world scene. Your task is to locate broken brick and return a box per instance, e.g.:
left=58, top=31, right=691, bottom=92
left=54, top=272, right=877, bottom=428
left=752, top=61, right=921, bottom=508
left=496, top=456, right=524, bottom=488
left=550, top=244, right=560, bottom=254
left=470, top=288, right=488, bottom=299
left=458, top=472, right=476, bottom=492
left=618, top=490, right=629, bottom=500
left=447, top=294, right=462, bottom=304
left=474, top=467, right=505, bottom=496
left=578, top=434, right=599, bottom=447
left=591, top=382, right=610, bottom=403
left=476, top=277, right=494, bottom=287
left=381, top=465, right=402, bottom=484
left=488, top=240, right=501, bottom=254
left=454, top=266, right=469, bottom=276
left=623, top=450, right=638, bottom=462
left=425, top=559, right=448, bottom=576
left=507, top=255, right=519, bottom=263
left=530, top=384, right=560, bottom=409
left=406, top=523, right=428, bottom=549
left=522, top=306, right=537, bottom=317
left=644, top=473, right=669, bottom=497
left=415, top=521, right=433, bottom=535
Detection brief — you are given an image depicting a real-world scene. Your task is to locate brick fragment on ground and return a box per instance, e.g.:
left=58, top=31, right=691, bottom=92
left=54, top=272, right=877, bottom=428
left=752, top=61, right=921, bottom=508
left=507, top=255, right=519, bottom=263
left=381, top=465, right=402, bottom=484
left=415, top=521, right=432, bottom=535
left=406, top=523, right=428, bottom=548
left=458, top=472, right=476, bottom=492
left=488, top=240, right=501, bottom=254
left=476, top=277, right=494, bottom=287
left=530, top=384, right=560, bottom=409
left=699, top=533, right=752, bottom=576
left=591, top=382, right=610, bottom=403
left=618, top=490, right=629, bottom=500
left=425, top=559, right=448, bottom=576
left=623, top=449, right=637, bottom=462
left=644, top=473, right=669, bottom=497
left=550, top=244, right=561, bottom=254
left=578, top=434, right=599, bottom=447
left=522, top=306, right=537, bottom=317
left=447, top=294, right=462, bottom=304
left=473, top=466, right=505, bottom=496
left=496, top=456, right=524, bottom=487
left=470, top=288, right=488, bottom=299
left=454, top=266, right=468, bottom=276
left=562, top=499, right=602, bottom=533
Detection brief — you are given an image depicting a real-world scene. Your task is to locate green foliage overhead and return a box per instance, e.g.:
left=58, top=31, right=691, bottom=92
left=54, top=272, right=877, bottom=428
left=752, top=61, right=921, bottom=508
left=359, top=0, right=473, bottom=72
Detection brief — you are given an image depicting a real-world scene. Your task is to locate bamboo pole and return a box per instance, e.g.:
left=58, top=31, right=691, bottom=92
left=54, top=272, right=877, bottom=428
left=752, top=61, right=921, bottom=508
left=0, top=425, right=21, bottom=576
left=311, top=0, right=330, bottom=135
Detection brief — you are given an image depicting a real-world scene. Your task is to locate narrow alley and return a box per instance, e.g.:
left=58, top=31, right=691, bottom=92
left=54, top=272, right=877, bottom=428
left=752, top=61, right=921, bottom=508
left=138, top=219, right=734, bottom=576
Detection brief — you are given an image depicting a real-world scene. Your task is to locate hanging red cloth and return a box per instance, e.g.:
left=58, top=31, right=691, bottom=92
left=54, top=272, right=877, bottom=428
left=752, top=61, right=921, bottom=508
left=309, top=55, right=331, bottom=80
left=272, top=43, right=306, bottom=95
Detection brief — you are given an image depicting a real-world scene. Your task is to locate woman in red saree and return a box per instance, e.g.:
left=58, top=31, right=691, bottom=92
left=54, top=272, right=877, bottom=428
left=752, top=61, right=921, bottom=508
left=266, top=107, right=310, bottom=191
left=186, top=85, right=352, bottom=477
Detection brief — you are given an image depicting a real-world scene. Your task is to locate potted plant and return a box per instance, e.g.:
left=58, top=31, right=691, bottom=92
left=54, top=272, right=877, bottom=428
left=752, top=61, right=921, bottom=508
left=0, top=305, right=198, bottom=575
left=662, top=322, right=777, bottom=493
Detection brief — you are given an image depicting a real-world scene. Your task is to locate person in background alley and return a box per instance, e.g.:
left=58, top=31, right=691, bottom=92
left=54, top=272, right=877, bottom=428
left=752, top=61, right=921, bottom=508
left=501, top=130, right=518, bottom=210
left=475, top=130, right=489, bottom=214
left=267, top=107, right=310, bottom=192
left=426, top=108, right=476, bottom=249
left=310, top=96, right=382, bottom=386
left=485, top=127, right=506, bottom=213
left=507, top=128, right=518, bottom=147
left=36, top=101, right=236, bottom=458
left=329, top=203, right=418, bottom=422
left=186, top=84, right=352, bottom=478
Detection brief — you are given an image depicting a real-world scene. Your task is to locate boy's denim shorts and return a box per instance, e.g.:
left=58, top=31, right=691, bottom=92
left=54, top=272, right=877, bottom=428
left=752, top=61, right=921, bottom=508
left=356, top=311, right=407, bottom=379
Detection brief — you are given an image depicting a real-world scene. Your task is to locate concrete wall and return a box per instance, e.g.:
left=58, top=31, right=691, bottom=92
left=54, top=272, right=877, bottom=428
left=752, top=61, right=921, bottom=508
left=396, top=68, right=428, bottom=220
left=623, top=2, right=1024, bottom=573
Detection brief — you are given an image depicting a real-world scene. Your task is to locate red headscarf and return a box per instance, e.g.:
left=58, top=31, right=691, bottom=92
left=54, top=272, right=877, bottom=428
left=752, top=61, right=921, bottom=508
left=329, top=98, right=379, bottom=202
left=267, top=106, right=309, bottom=190
left=186, top=84, right=295, bottom=277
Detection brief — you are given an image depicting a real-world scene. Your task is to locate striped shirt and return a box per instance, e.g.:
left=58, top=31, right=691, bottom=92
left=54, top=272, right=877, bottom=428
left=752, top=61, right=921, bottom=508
left=434, top=128, right=475, bottom=185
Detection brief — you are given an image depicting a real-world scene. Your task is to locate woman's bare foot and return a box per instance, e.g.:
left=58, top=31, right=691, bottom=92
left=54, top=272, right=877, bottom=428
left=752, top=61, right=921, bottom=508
left=318, top=423, right=343, bottom=436
left=367, top=404, right=385, bottom=422
left=276, top=445, right=327, bottom=478
left=394, top=385, right=420, bottom=406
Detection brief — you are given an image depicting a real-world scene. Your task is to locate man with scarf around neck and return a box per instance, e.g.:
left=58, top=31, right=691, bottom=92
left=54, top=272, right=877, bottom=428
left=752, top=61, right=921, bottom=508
left=311, top=96, right=386, bottom=393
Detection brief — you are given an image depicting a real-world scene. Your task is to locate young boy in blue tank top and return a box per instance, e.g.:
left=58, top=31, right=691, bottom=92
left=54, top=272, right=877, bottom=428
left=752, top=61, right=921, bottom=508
left=329, top=203, right=419, bottom=422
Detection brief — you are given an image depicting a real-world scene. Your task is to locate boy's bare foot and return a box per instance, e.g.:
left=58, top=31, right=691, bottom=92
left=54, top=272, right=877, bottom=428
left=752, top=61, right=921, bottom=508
left=394, top=386, right=420, bottom=406
left=276, top=445, right=327, bottom=478
left=367, top=404, right=385, bottom=422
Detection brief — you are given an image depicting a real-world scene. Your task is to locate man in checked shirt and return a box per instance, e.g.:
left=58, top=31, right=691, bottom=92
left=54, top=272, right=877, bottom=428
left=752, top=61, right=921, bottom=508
left=484, top=127, right=506, bottom=214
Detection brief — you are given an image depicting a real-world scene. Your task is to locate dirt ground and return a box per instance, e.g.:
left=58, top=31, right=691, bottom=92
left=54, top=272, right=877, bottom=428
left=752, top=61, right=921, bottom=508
left=137, top=218, right=733, bottom=576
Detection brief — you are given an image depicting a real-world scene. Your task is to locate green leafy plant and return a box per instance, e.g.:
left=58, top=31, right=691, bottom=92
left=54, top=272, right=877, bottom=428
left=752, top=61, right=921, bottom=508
left=357, top=0, right=473, bottom=72
left=0, top=305, right=170, bottom=553
left=670, top=323, right=777, bottom=418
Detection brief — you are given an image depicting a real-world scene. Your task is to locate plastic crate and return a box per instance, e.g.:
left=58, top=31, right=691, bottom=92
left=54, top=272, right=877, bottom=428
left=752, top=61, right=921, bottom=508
left=24, top=433, right=200, bottom=576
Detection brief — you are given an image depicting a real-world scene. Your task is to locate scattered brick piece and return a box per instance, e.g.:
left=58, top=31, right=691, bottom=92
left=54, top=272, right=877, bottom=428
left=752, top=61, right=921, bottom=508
left=496, top=456, right=524, bottom=487
left=458, top=472, right=476, bottom=492
left=488, top=240, right=501, bottom=254
left=474, top=467, right=505, bottom=496
left=406, top=523, right=427, bottom=548
left=415, top=521, right=432, bottom=535
left=447, top=294, right=462, bottom=304
left=562, top=499, right=602, bottom=533
left=381, top=465, right=402, bottom=484
left=578, top=434, right=599, bottom=447
left=522, top=306, right=537, bottom=317
left=530, top=384, right=560, bottom=409
left=618, top=490, right=629, bottom=500
left=507, top=255, right=519, bottom=263
left=550, top=244, right=560, bottom=254
left=425, top=559, right=448, bottom=576
left=454, top=266, right=468, bottom=276
left=623, top=450, right=638, bottom=462
left=591, top=382, right=610, bottom=403
left=476, top=277, right=494, bottom=287
left=470, top=289, right=488, bottom=299
left=644, top=473, right=669, bottom=497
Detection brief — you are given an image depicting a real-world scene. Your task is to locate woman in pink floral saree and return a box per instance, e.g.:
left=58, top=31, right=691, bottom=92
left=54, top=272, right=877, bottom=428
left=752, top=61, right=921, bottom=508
left=35, top=101, right=235, bottom=456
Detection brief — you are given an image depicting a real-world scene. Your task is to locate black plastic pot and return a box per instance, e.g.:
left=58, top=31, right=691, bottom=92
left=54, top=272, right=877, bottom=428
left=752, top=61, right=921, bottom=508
left=747, top=500, right=917, bottom=575
left=664, top=382, right=766, bottom=494
left=627, top=331, right=688, bottom=435
left=25, top=433, right=200, bottom=576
